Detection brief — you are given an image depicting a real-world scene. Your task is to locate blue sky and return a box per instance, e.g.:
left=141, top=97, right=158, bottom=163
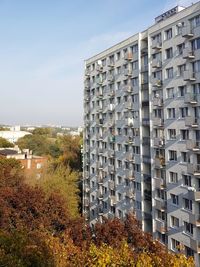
left=0, top=0, right=197, bottom=126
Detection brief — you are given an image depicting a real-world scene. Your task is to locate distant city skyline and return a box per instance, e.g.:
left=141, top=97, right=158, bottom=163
left=0, top=0, right=198, bottom=126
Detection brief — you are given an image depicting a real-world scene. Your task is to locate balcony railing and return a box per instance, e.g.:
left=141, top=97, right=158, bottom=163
left=155, top=199, right=167, bottom=211
left=182, top=26, right=194, bottom=38
left=185, top=116, right=200, bottom=128
left=124, top=69, right=133, bottom=77
left=124, top=85, right=133, bottom=93
left=109, top=181, right=115, bottom=190
left=126, top=189, right=135, bottom=199
left=151, top=39, right=162, bottom=50
left=110, top=196, right=117, bottom=206
left=155, top=156, right=165, bottom=168
left=154, top=178, right=166, bottom=189
left=186, top=140, right=200, bottom=151
left=152, top=59, right=162, bottom=68
left=154, top=137, right=165, bottom=147
left=155, top=220, right=167, bottom=233
left=153, top=97, right=163, bottom=107
left=182, top=48, right=195, bottom=59
left=183, top=70, right=196, bottom=81
left=187, top=163, right=200, bottom=176
left=184, top=93, right=199, bottom=104
left=152, top=78, right=162, bottom=88
left=152, top=117, right=164, bottom=127
left=124, top=52, right=133, bottom=61
left=107, top=75, right=115, bottom=83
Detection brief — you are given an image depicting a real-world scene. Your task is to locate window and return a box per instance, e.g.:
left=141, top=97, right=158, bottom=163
left=131, top=44, right=138, bottom=53
left=182, top=175, right=192, bottom=187
left=176, top=22, right=184, bottom=35
left=166, top=87, right=174, bottom=98
left=156, top=189, right=166, bottom=200
left=193, top=83, right=200, bottom=94
left=171, top=194, right=179, bottom=205
left=169, top=172, right=178, bottom=183
left=178, top=64, right=186, bottom=76
left=181, top=152, right=190, bottom=163
left=132, top=77, right=138, bottom=86
left=135, top=201, right=141, bottom=210
left=117, top=160, right=122, bottom=168
left=178, top=86, right=186, bottom=97
left=116, top=66, right=121, bottom=75
left=179, top=107, right=188, bottom=118
left=177, top=43, right=185, bottom=55
left=184, top=221, right=193, bottom=236
left=165, top=28, right=172, bottom=40
left=167, top=108, right=175, bottom=119
left=169, top=150, right=177, bottom=161
left=165, top=47, right=173, bottom=59
left=132, top=60, right=138, bottom=70
left=171, top=238, right=180, bottom=252
left=168, top=129, right=176, bottom=140
left=116, top=51, right=121, bottom=61
left=166, top=67, right=173, bottom=79
left=157, top=210, right=166, bottom=221
left=190, top=15, right=200, bottom=28
left=192, top=60, right=200, bottom=72
left=185, top=246, right=194, bottom=257
left=180, top=129, right=189, bottom=140
left=191, top=37, right=200, bottom=50
left=171, top=216, right=179, bottom=228
left=183, top=198, right=193, bottom=211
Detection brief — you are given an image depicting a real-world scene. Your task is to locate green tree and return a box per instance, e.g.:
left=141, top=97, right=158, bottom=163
left=0, top=137, right=14, bottom=148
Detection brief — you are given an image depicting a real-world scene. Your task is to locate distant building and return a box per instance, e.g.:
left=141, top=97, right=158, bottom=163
left=0, top=126, right=31, bottom=143
left=0, top=147, right=47, bottom=178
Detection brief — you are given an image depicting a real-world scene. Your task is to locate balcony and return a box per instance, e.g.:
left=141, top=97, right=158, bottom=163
left=96, top=64, right=103, bottom=72
left=125, top=170, right=135, bottom=181
left=96, top=77, right=103, bottom=85
left=155, top=220, right=167, bottom=233
left=98, top=207, right=104, bottom=216
left=151, top=39, right=162, bottom=50
left=108, top=103, right=115, bottom=112
left=96, top=147, right=103, bottom=154
left=126, top=189, right=135, bottom=199
left=109, top=181, right=115, bottom=190
left=184, top=93, right=199, bottom=105
left=182, top=26, right=194, bottom=38
left=152, top=59, right=162, bottom=69
left=152, top=78, right=162, bottom=88
left=190, top=239, right=200, bottom=253
left=108, top=165, right=115, bottom=173
left=153, top=97, right=163, bottom=107
left=152, top=117, right=164, bottom=127
left=154, top=178, right=166, bottom=189
left=154, top=137, right=165, bottom=147
left=107, top=74, right=115, bottom=83
left=125, top=155, right=135, bottom=163
left=97, top=176, right=103, bottom=184
left=85, top=69, right=90, bottom=77
left=124, top=69, right=133, bottom=77
left=125, top=136, right=135, bottom=144
left=182, top=48, right=195, bottom=59
left=124, top=85, right=133, bottom=93
left=125, top=102, right=133, bottom=110
left=187, top=163, right=200, bottom=176
left=155, top=199, right=167, bottom=211
left=108, top=90, right=115, bottom=97
left=84, top=198, right=89, bottom=207
left=141, top=65, right=148, bottom=72
left=124, top=52, right=133, bottom=61
left=185, top=116, right=200, bottom=128
left=107, top=59, right=115, bottom=68
left=108, top=150, right=115, bottom=158
left=188, top=190, right=200, bottom=201
left=96, top=162, right=103, bottom=170
left=186, top=140, right=200, bottom=152
left=110, top=196, right=117, bottom=206
left=108, top=135, right=115, bottom=143
left=154, top=156, right=165, bottom=168
left=183, top=70, right=196, bottom=81
left=96, top=118, right=104, bottom=126
left=97, top=191, right=103, bottom=200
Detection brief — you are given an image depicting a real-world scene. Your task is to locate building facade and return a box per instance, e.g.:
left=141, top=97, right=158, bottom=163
left=83, top=2, right=200, bottom=265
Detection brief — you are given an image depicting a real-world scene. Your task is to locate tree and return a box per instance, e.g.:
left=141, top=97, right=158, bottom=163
left=28, top=165, right=80, bottom=218
left=0, top=137, right=14, bottom=148
left=0, top=157, right=24, bottom=187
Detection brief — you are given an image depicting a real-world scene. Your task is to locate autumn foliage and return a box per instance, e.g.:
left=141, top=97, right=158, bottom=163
left=0, top=158, right=195, bottom=266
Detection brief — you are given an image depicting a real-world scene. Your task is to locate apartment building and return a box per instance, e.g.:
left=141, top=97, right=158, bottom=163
left=83, top=2, right=200, bottom=265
